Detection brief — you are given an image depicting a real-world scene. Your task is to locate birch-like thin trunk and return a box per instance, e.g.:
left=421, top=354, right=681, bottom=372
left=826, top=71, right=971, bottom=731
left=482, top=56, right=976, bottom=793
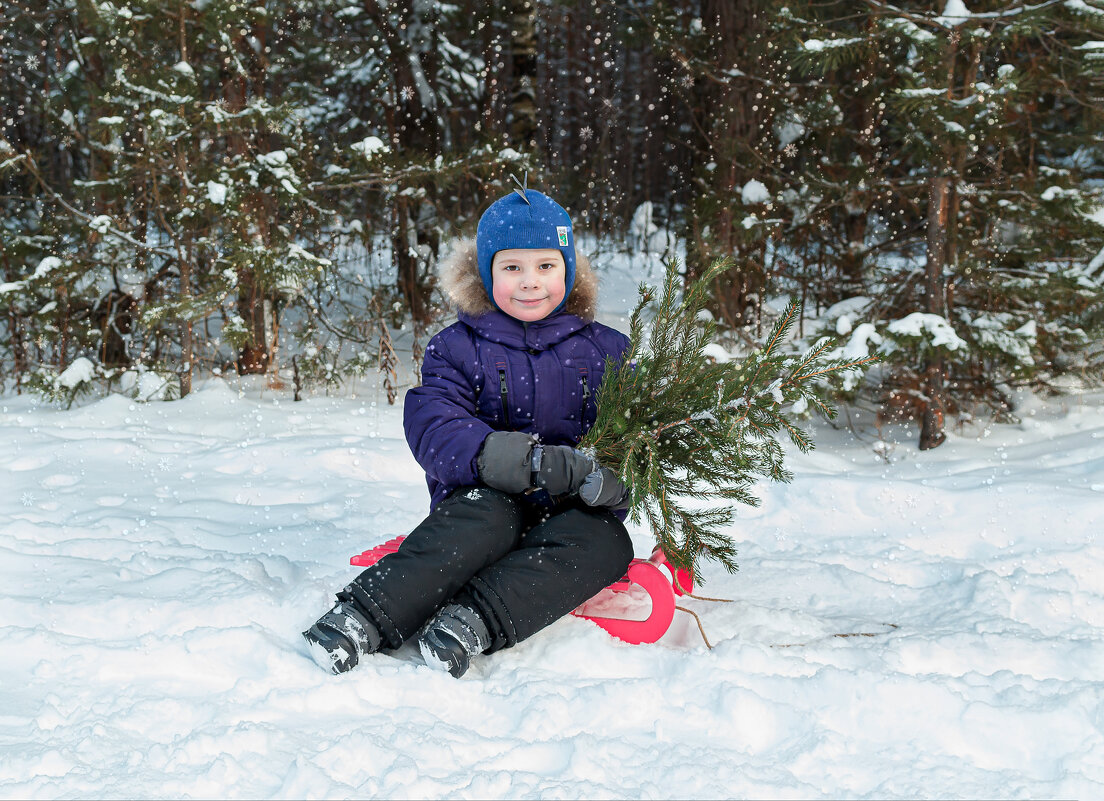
left=920, top=175, right=951, bottom=450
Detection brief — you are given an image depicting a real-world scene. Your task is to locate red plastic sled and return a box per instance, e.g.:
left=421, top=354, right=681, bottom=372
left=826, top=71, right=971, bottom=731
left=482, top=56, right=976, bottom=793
left=350, top=536, right=693, bottom=645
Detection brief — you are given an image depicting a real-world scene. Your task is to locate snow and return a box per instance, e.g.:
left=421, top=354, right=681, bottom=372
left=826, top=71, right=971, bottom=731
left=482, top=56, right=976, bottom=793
left=802, top=37, right=861, bottom=52
left=206, top=180, right=228, bottom=205
left=33, top=256, right=62, bottom=279
left=629, top=201, right=658, bottom=248
left=351, top=136, right=389, bottom=160
left=741, top=179, right=770, bottom=205
left=1015, top=319, right=1038, bottom=338
left=936, top=0, right=972, bottom=26
left=887, top=312, right=967, bottom=351
left=1088, top=244, right=1104, bottom=278
left=775, top=112, right=807, bottom=147
left=88, top=215, right=113, bottom=234
left=4, top=379, right=1103, bottom=798
left=54, top=356, right=96, bottom=389
left=839, top=322, right=883, bottom=360
left=257, top=150, right=289, bottom=167
left=4, top=254, right=1104, bottom=798
left=2, top=256, right=66, bottom=296
left=1042, top=185, right=1076, bottom=202
left=702, top=343, right=731, bottom=363
left=1066, top=0, right=1104, bottom=17
left=969, top=313, right=1036, bottom=366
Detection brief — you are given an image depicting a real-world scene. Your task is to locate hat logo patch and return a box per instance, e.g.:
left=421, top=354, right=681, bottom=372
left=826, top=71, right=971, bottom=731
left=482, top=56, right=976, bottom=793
left=557, top=226, right=569, bottom=247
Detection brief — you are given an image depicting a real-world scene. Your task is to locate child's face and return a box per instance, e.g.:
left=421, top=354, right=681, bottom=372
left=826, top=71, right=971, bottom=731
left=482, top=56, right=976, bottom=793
left=491, top=248, right=566, bottom=321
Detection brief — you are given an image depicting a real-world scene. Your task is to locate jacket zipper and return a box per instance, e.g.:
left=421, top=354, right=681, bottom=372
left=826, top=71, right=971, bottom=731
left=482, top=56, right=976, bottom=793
left=579, top=371, right=590, bottom=425
left=498, top=368, right=510, bottom=427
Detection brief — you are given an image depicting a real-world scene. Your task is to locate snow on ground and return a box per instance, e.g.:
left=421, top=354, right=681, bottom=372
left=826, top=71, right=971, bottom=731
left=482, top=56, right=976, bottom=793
left=3, top=248, right=1104, bottom=798
left=3, top=381, right=1103, bottom=799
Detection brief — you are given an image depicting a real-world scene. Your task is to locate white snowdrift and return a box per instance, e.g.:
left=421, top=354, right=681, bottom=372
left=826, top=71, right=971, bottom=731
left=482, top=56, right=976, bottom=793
left=2, top=385, right=1103, bottom=797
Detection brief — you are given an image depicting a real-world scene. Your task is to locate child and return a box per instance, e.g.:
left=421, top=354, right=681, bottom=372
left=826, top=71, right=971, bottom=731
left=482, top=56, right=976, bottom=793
left=303, top=188, right=634, bottom=678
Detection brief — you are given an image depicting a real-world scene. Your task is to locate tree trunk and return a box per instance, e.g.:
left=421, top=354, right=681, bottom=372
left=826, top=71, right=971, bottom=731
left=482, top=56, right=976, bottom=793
left=179, top=243, right=193, bottom=397
left=507, top=0, right=538, bottom=152
left=3, top=249, right=27, bottom=393
left=368, top=0, right=441, bottom=331
left=224, top=20, right=278, bottom=377
left=920, top=175, right=951, bottom=450
left=686, top=0, right=767, bottom=330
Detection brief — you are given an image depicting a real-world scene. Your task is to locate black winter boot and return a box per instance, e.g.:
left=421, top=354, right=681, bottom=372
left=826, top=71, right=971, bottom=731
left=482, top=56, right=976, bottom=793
left=302, top=599, right=382, bottom=674
left=417, top=604, right=491, bottom=678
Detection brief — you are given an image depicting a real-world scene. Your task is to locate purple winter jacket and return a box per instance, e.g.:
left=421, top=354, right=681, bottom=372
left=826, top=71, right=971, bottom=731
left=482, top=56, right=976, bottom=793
left=403, top=241, right=630, bottom=511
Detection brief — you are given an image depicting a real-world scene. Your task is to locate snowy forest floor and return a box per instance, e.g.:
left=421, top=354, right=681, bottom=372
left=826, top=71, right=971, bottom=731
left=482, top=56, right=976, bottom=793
left=3, top=254, right=1103, bottom=798
left=3, top=381, right=1103, bottom=798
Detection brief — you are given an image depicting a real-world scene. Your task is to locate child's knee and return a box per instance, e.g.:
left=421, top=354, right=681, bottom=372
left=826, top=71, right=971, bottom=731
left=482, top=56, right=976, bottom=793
left=598, top=517, right=635, bottom=576
left=543, top=508, right=634, bottom=571
left=442, top=485, right=519, bottom=519
left=434, top=485, right=524, bottom=551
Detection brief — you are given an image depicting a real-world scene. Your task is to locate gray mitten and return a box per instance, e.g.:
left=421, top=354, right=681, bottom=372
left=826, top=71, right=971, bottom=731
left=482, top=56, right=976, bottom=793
left=532, top=445, right=598, bottom=497
left=477, top=431, right=538, bottom=494
left=579, top=467, right=631, bottom=511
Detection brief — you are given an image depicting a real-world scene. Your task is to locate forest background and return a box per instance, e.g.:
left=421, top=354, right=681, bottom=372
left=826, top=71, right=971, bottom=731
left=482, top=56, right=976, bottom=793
left=2, top=0, right=1103, bottom=449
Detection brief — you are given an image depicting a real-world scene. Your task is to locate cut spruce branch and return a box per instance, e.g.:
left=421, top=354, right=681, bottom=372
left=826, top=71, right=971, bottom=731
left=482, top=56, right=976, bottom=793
left=579, top=257, right=880, bottom=578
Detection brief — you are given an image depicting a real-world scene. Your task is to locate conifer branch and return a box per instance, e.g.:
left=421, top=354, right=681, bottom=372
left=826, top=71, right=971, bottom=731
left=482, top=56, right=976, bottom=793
left=580, top=258, right=879, bottom=578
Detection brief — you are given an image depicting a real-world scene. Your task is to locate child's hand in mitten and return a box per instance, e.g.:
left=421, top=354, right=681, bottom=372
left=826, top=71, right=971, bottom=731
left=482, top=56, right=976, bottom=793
left=532, top=445, right=598, bottom=496
left=579, top=468, right=631, bottom=511
left=477, top=431, right=538, bottom=494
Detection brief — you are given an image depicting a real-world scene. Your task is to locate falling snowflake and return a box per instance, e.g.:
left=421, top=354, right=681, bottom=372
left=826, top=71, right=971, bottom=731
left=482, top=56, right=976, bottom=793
left=27, top=54, right=40, bottom=70
left=783, top=143, right=798, bottom=158
left=400, top=85, right=415, bottom=102
left=21, top=492, right=35, bottom=507
left=344, top=497, right=359, bottom=512
left=158, top=457, right=171, bottom=472
left=579, top=125, right=594, bottom=141
left=680, top=74, right=695, bottom=89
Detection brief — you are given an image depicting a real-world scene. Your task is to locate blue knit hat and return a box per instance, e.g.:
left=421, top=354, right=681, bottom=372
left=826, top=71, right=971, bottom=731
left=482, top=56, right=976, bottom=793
left=476, top=189, right=576, bottom=312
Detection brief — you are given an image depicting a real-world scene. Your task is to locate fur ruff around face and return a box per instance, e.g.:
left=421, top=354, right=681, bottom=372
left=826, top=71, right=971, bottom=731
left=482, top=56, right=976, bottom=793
left=439, top=238, right=599, bottom=321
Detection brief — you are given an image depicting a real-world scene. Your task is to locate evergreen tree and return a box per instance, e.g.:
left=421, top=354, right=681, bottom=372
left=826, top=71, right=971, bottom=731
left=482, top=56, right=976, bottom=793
left=783, top=0, right=1104, bottom=444
left=0, top=0, right=524, bottom=401
left=580, top=258, right=877, bottom=577
left=1, top=0, right=337, bottom=398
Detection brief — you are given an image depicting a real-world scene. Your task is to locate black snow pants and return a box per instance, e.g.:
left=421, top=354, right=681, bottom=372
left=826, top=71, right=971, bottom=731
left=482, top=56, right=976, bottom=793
left=341, top=486, right=635, bottom=653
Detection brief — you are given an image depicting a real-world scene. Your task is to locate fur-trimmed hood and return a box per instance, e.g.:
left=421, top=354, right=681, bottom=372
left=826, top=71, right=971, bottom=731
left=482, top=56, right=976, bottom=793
left=439, top=238, right=599, bottom=321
